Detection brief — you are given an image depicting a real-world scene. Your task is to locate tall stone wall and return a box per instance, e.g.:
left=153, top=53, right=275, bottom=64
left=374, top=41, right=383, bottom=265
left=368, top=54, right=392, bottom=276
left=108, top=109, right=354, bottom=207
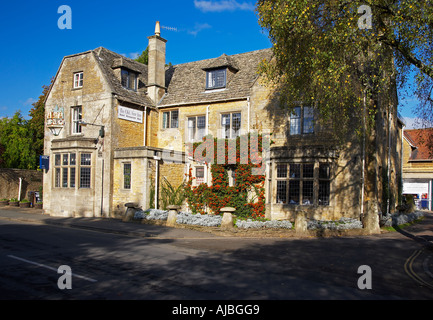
left=0, top=169, right=43, bottom=201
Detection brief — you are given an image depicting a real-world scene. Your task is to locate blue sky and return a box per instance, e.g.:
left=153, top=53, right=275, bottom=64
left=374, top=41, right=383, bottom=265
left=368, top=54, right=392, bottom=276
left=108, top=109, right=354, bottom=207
left=0, top=0, right=423, bottom=126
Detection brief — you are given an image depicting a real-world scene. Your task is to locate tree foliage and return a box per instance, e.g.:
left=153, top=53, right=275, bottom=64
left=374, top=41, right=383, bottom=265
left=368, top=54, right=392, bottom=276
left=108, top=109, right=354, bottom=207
left=0, top=111, right=37, bottom=169
left=0, top=81, right=51, bottom=170
left=135, top=47, right=149, bottom=65
left=256, top=0, right=433, bottom=139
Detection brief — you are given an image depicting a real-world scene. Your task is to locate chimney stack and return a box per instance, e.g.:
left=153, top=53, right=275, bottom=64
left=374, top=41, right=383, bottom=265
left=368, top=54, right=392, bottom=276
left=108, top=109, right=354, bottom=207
left=147, top=21, right=167, bottom=104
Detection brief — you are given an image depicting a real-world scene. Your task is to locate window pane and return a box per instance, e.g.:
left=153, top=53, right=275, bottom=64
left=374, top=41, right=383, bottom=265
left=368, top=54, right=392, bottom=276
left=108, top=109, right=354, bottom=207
left=72, top=107, right=82, bottom=134
left=207, top=69, right=226, bottom=89
left=232, top=113, right=241, bottom=138
left=289, top=180, right=300, bottom=204
left=277, top=164, right=287, bottom=178
left=55, top=154, right=61, bottom=166
left=70, top=153, right=76, bottom=166
left=62, top=168, right=68, bottom=188
left=129, top=73, right=136, bottom=90
left=197, top=116, right=206, bottom=141
left=188, top=117, right=196, bottom=141
left=121, top=69, right=129, bottom=88
left=319, top=181, right=330, bottom=206
left=80, top=168, right=91, bottom=188
left=303, top=107, right=314, bottom=134
left=290, top=107, right=301, bottom=135
left=222, top=114, right=231, bottom=139
left=303, top=164, right=314, bottom=178
left=319, top=163, right=330, bottom=179
left=171, top=110, right=179, bottom=128
left=70, top=167, right=76, bottom=188
left=302, top=180, right=314, bottom=205
left=55, top=168, right=61, bottom=188
left=289, top=163, right=300, bottom=178
left=63, top=154, right=69, bottom=166
left=162, top=112, right=169, bottom=129
left=124, top=163, right=131, bottom=189
left=277, top=181, right=287, bottom=204
left=81, top=153, right=91, bottom=166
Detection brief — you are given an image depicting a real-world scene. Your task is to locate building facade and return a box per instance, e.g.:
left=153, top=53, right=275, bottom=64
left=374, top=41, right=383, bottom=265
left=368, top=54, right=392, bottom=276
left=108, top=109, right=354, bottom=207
left=43, top=22, right=403, bottom=221
left=402, top=128, right=433, bottom=210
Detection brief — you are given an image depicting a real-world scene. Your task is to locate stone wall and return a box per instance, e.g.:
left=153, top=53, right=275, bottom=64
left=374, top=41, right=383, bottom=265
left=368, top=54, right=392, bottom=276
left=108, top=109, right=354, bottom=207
left=0, top=169, right=43, bottom=202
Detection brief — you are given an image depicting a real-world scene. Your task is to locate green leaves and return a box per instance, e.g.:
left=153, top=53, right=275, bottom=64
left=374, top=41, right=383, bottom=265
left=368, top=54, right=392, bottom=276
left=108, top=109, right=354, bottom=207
left=257, top=0, right=433, bottom=142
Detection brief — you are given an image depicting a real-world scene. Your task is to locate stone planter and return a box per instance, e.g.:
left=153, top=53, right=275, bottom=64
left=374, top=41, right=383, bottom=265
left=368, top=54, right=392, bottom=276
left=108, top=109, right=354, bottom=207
left=8, top=201, right=19, bottom=207
left=0, top=200, right=9, bottom=207
left=34, top=203, right=43, bottom=209
left=19, top=202, right=31, bottom=208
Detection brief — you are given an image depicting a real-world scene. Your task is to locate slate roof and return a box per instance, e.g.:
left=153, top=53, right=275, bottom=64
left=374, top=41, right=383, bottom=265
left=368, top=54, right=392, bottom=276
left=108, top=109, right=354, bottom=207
left=92, top=47, right=155, bottom=107
left=159, top=48, right=273, bottom=107
left=404, top=128, right=433, bottom=161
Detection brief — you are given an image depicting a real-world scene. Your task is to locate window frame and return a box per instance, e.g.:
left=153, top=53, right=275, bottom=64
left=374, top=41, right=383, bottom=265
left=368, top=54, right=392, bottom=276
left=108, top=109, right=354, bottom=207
left=221, top=112, right=241, bottom=139
left=274, top=162, right=331, bottom=206
left=289, top=106, right=315, bottom=135
left=162, top=110, right=179, bottom=129
left=123, top=162, right=132, bottom=190
left=71, top=106, right=82, bottom=134
left=53, top=152, right=79, bottom=189
left=121, top=69, right=137, bottom=91
left=79, top=153, right=92, bottom=189
left=206, top=68, right=227, bottom=90
left=187, top=115, right=206, bottom=142
left=73, top=72, right=83, bottom=89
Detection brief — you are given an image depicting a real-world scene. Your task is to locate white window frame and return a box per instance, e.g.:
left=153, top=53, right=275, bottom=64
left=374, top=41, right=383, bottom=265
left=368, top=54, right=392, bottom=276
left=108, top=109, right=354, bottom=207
left=71, top=106, right=82, bottom=134
left=73, top=72, right=83, bottom=89
left=221, top=112, right=241, bottom=139
left=187, top=115, right=206, bottom=142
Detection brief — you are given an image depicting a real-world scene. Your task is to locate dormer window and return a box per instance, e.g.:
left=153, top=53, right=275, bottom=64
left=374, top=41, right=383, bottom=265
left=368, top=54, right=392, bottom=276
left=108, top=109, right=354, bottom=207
left=121, top=69, right=137, bottom=91
left=206, top=68, right=226, bottom=90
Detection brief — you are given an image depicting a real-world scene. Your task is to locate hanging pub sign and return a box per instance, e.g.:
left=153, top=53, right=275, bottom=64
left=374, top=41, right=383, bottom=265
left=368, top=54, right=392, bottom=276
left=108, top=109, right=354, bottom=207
left=118, top=105, right=143, bottom=123
left=47, top=105, right=65, bottom=136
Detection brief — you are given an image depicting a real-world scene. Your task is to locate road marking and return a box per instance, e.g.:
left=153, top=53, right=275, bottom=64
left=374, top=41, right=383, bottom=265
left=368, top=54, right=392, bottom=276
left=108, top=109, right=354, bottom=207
left=404, top=248, right=433, bottom=290
left=7, top=255, right=97, bottom=283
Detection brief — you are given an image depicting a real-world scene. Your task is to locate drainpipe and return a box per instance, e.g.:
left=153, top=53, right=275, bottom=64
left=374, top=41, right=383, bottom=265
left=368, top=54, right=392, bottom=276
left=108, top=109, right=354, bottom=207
left=153, top=153, right=161, bottom=209
left=360, top=89, right=366, bottom=219
left=387, top=109, right=392, bottom=215
left=247, top=96, right=250, bottom=133
left=18, top=177, right=22, bottom=201
left=143, top=106, right=147, bottom=146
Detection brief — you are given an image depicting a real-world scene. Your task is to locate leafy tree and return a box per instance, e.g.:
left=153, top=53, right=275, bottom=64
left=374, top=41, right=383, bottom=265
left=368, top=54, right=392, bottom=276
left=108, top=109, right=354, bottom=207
left=0, top=111, right=36, bottom=169
left=256, top=0, right=433, bottom=145
left=28, top=81, right=52, bottom=165
left=135, top=47, right=148, bottom=65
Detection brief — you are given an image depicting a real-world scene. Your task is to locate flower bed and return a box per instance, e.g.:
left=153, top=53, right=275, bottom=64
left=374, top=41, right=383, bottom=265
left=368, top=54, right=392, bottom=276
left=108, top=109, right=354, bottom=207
left=307, top=217, right=363, bottom=230
left=382, top=211, right=424, bottom=227
left=235, top=219, right=293, bottom=229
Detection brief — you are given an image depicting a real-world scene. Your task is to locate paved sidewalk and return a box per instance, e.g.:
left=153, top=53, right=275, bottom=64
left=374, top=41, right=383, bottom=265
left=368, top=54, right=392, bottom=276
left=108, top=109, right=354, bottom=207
left=1, top=206, right=432, bottom=242
left=0, top=206, right=221, bottom=239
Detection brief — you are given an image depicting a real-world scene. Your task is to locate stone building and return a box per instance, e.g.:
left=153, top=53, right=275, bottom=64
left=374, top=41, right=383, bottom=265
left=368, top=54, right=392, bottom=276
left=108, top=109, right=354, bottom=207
left=402, top=128, right=433, bottom=210
left=43, top=22, right=403, bottom=221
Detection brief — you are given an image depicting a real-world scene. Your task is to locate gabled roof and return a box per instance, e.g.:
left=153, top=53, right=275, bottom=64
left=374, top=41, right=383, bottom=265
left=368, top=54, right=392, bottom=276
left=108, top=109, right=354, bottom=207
left=404, top=128, right=433, bottom=161
left=160, top=48, right=273, bottom=107
left=93, top=47, right=154, bottom=107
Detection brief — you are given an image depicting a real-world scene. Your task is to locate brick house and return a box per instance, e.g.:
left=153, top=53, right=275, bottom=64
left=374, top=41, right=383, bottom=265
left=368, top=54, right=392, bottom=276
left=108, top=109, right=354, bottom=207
left=43, top=22, right=403, bottom=221
left=402, top=128, right=433, bottom=210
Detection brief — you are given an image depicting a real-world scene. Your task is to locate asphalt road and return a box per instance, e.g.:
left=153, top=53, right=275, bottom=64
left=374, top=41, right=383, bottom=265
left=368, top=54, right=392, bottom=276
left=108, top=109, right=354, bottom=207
left=0, top=209, right=432, bottom=303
